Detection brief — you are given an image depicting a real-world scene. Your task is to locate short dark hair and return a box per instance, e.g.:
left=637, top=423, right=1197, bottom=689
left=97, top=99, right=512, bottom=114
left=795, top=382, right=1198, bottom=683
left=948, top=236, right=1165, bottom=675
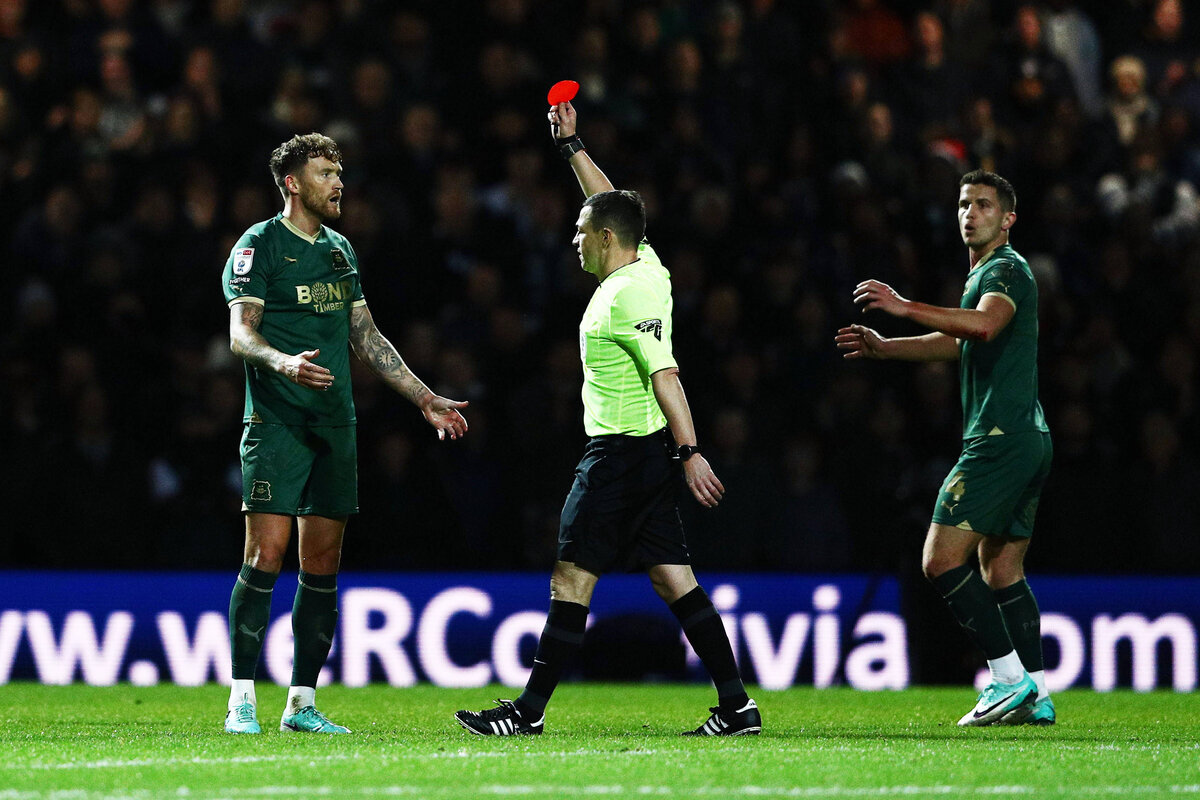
left=582, top=189, right=646, bottom=246
left=959, top=169, right=1016, bottom=213
left=269, top=133, right=342, bottom=195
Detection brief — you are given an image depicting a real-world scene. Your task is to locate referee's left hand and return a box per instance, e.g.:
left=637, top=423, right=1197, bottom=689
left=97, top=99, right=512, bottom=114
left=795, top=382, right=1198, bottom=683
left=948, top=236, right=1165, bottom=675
left=683, top=456, right=724, bottom=508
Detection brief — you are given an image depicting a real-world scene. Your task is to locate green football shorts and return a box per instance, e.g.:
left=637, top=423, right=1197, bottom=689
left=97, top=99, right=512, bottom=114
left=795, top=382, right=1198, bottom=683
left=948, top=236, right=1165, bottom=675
left=239, top=423, right=359, bottom=517
left=930, top=431, right=1052, bottom=538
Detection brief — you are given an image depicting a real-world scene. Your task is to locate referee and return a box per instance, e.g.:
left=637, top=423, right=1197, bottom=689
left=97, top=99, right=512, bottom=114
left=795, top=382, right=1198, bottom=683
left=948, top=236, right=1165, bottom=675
left=454, top=101, right=760, bottom=737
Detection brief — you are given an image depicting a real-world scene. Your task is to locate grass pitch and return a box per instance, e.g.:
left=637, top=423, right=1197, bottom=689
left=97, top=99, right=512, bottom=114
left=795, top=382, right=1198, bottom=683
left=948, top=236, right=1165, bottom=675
left=2, top=683, right=1198, bottom=799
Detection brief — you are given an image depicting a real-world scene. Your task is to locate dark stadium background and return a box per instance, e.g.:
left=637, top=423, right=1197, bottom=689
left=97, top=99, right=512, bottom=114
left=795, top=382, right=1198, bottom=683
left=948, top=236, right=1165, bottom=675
left=1, top=0, right=1197, bottom=682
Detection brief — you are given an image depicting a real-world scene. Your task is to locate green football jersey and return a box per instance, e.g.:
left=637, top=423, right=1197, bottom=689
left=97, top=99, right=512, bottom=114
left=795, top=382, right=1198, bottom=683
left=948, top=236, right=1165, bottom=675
left=222, top=214, right=366, bottom=425
left=958, top=243, right=1049, bottom=439
left=579, top=241, right=678, bottom=437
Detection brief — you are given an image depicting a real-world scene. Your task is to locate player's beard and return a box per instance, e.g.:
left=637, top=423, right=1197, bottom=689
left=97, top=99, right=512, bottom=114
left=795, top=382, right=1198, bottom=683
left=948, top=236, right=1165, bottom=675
left=301, top=186, right=341, bottom=223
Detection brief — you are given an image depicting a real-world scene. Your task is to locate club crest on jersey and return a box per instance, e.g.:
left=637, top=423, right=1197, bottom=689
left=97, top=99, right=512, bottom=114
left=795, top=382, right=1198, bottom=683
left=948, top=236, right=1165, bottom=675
left=250, top=480, right=272, bottom=502
left=635, top=318, right=663, bottom=341
left=330, top=248, right=350, bottom=271
left=233, top=248, right=255, bottom=275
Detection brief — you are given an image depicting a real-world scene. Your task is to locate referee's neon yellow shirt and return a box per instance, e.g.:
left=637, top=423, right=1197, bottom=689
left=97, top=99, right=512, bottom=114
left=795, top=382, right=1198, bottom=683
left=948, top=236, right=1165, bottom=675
left=578, top=241, right=678, bottom=437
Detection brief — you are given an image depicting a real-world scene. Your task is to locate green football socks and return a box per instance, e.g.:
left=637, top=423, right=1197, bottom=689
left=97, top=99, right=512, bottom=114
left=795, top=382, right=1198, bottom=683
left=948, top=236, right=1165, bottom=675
left=291, top=571, right=339, bottom=688
left=229, top=564, right=278, bottom=680
left=931, top=564, right=1014, bottom=660
left=995, top=579, right=1044, bottom=672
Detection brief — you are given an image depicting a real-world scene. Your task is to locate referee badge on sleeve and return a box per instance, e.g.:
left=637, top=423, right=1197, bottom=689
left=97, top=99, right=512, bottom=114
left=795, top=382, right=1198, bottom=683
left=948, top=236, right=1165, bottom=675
left=635, top=319, right=663, bottom=341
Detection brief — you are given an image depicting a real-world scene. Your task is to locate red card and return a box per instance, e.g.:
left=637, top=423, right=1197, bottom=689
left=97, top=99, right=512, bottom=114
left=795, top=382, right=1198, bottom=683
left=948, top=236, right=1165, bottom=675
left=547, top=80, right=579, bottom=105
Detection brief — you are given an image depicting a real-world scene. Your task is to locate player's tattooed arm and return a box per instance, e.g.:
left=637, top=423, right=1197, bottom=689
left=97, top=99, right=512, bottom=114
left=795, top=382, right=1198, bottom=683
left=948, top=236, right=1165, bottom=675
left=230, top=302, right=279, bottom=370
left=230, top=302, right=334, bottom=390
left=350, top=303, right=469, bottom=439
left=348, top=303, right=432, bottom=406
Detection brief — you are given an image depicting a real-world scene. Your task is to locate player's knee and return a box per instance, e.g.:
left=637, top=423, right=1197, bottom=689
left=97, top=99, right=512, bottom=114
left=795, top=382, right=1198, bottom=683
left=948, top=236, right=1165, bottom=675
left=549, top=571, right=588, bottom=604
left=980, top=564, right=1023, bottom=590
left=247, top=548, right=286, bottom=573
left=648, top=572, right=674, bottom=601
left=921, top=552, right=961, bottom=582
left=300, top=550, right=341, bottom=574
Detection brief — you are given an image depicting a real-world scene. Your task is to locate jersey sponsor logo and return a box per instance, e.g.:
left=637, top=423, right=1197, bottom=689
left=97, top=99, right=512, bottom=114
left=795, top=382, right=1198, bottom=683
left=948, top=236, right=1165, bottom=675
left=228, top=276, right=251, bottom=286
left=634, top=318, right=663, bottom=341
left=295, top=280, right=354, bottom=313
left=330, top=248, right=350, bottom=271
left=233, top=248, right=255, bottom=275
left=250, top=480, right=272, bottom=502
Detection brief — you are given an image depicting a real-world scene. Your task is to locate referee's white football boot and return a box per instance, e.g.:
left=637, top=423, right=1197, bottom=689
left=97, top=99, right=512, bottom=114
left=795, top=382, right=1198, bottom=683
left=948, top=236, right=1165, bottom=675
left=957, top=673, right=1037, bottom=727
left=454, top=699, right=544, bottom=736
left=682, top=698, right=762, bottom=736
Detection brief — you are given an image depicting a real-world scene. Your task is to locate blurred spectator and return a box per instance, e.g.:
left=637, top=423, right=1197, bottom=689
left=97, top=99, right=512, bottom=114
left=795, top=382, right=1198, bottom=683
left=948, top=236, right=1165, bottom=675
left=989, top=4, right=1077, bottom=138
left=934, top=0, right=996, bottom=71
left=1042, top=0, right=1104, bottom=120
left=891, top=11, right=966, bottom=143
left=842, top=0, right=911, bottom=70
left=1132, top=0, right=1194, bottom=101
left=1100, top=55, right=1161, bottom=154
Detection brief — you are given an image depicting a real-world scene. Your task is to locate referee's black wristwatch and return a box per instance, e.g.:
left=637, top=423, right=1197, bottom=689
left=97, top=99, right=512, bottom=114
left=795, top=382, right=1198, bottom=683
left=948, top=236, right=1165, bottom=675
left=675, top=444, right=702, bottom=461
left=556, top=133, right=586, bottom=160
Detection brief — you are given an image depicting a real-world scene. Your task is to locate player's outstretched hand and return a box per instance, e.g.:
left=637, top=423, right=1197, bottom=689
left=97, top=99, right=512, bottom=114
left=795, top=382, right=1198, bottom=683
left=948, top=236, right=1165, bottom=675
left=283, top=349, right=335, bottom=390
left=853, top=279, right=909, bottom=318
left=549, top=101, right=576, bottom=139
left=835, top=325, right=887, bottom=359
left=683, top=456, right=725, bottom=508
left=423, top=396, right=469, bottom=441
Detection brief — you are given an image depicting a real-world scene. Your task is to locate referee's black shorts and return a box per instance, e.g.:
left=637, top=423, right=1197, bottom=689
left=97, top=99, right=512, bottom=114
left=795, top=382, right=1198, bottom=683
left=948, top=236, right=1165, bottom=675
left=558, top=428, right=690, bottom=575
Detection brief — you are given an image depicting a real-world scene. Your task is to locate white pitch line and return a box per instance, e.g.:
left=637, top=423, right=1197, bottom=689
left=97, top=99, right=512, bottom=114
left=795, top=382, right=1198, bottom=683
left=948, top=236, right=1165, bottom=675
left=11, top=740, right=1198, bottom=772
left=13, top=748, right=668, bottom=771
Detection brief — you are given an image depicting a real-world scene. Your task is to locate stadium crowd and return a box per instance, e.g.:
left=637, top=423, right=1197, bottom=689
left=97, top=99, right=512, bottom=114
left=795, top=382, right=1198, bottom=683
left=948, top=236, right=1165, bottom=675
left=2, top=0, right=1198, bottom=576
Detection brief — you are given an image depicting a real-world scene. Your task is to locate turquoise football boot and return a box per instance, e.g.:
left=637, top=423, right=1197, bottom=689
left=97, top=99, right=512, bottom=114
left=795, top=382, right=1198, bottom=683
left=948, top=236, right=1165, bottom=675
left=280, top=705, right=351, bottom=733
left=1000, top=695, right=1056, bottom=726
left=224, top=698, right=262, bottom=734
left=957, top=673, right=1037, bottom=726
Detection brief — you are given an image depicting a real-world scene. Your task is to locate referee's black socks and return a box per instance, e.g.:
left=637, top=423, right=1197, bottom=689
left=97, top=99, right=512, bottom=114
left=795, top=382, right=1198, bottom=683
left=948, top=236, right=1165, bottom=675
left=516, top=599, right=589, bottom=721
left=670, top=586, right=750, bottom=712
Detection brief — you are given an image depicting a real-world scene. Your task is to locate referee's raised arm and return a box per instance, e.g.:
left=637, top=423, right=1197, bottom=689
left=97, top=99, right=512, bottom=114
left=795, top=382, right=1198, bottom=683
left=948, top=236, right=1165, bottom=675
left=549, top=101, right=614, bottom=198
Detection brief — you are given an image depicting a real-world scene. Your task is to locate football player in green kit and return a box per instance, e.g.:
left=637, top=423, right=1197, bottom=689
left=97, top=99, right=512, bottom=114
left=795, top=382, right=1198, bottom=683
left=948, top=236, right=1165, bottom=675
left=836, top=170, right=1054, bottom=726
left=221, top=133, right=468, bottom=734
left=454, top=101, right=759, bottom=737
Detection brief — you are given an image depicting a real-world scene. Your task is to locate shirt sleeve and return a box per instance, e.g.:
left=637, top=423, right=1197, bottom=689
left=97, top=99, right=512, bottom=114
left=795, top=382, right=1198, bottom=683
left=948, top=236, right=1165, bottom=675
left=610, top=279, right=677, bottom=379
left=223, top=233, right=269, bottom=306
left=978, top=259, right=1030, bottom=310
left=343, top=239, right=367, bottom=305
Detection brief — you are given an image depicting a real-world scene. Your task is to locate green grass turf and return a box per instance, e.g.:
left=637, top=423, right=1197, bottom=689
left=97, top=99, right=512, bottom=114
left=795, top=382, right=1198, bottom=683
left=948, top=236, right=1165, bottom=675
left=2, top=683, right=1199, bottom=799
